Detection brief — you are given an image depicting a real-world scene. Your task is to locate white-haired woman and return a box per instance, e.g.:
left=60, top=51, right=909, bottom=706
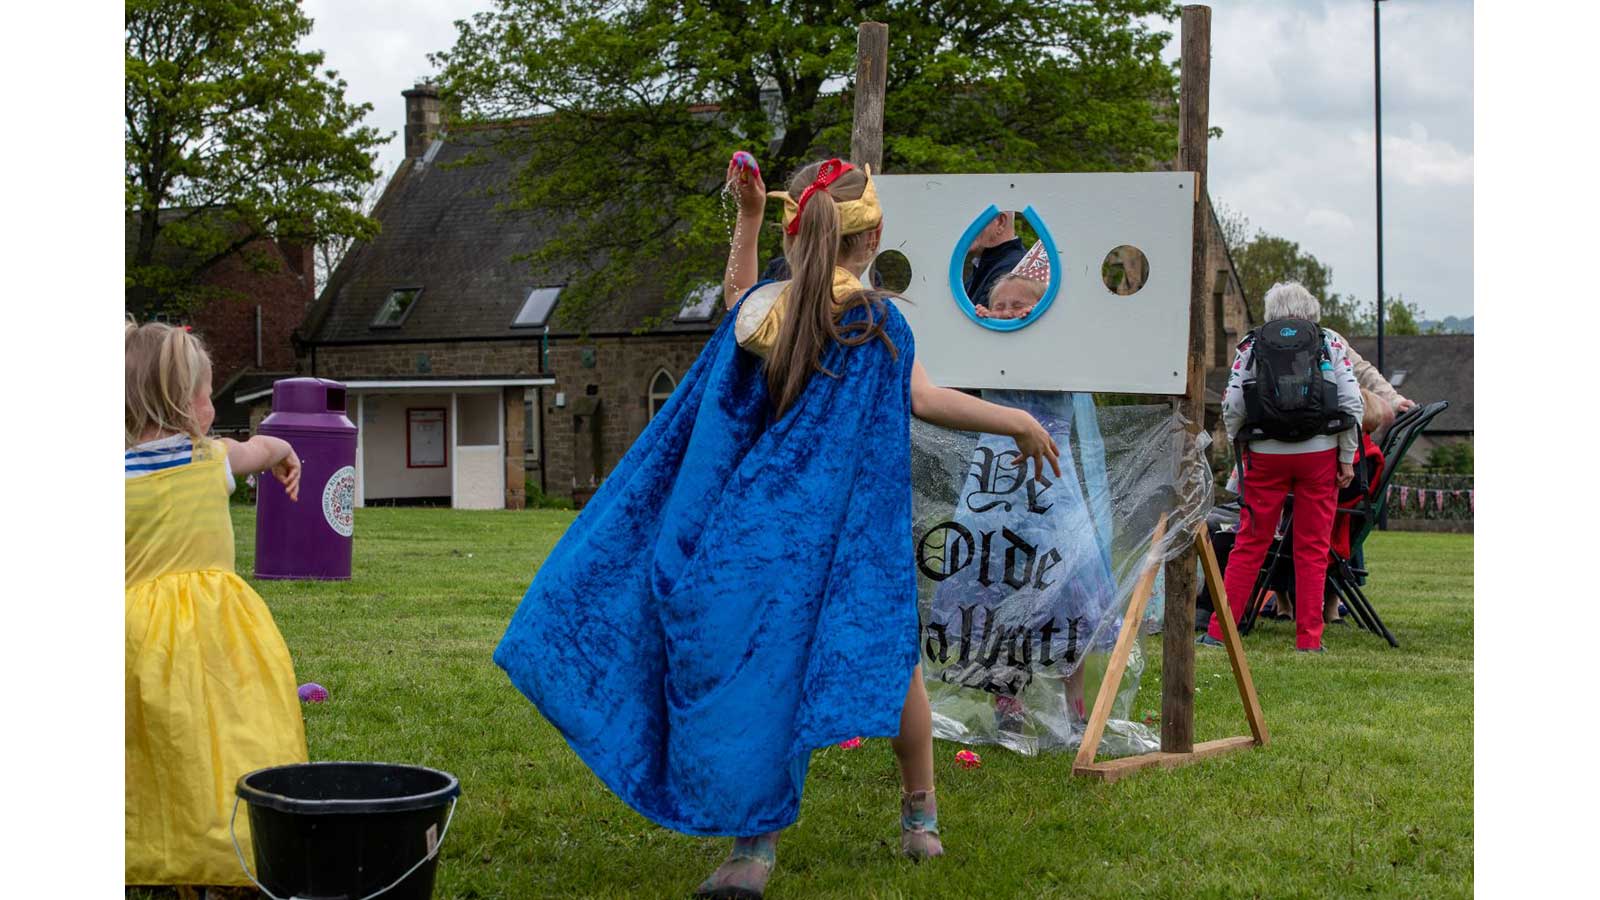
left=1205, top=282, right=1363, bottom=653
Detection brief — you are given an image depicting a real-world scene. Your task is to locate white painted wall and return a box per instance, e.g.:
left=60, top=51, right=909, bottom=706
left=360, top=393, right=452, bottom=500
left=454, top=390, right=504, bottom=509
left=454, top=446, right=503, bottom=509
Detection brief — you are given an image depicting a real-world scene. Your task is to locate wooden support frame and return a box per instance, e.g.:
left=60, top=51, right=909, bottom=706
left=848, top=7, right=1263, bottom=785
left=1161, top=2, right=1212, bottom=756
left=1073, top=526, right=1267, bottom=782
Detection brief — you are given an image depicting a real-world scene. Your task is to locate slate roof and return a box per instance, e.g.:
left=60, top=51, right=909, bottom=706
left=1347, top=334, right=1473, bottom=434
left=210, top=369, right=294, bottom=434
left=301, top=128, right=723, bottom=345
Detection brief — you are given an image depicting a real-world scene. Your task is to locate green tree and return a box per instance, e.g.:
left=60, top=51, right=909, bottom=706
left=434, top=0, right=1180, bottom=329
left=1319, top=293, right=1430, bottom=337
left=1231, top=232, right=1334, bottom=324
left=125, top=0, right=388, bottom=317
left=1426, top=441, right=1472, bottom=474
left=1223, top=219, right=1435, bottom=336
left=1380, top=296, right=1428, bottom=336
left=1319, top=292, right=1370, bottom=337
left=1214, top=201, right=1251, bottom=255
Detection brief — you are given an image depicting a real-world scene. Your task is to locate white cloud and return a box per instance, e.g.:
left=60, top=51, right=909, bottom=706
left=1176, top=0, right=1473, bottom=319
left=1305, top=207, right=1357, bottom=234
left=1382, top=123, right=1475, bottom=188
left=302, top=0, right=488, bottom=178
left=298, top=0, right=1474, bottom=320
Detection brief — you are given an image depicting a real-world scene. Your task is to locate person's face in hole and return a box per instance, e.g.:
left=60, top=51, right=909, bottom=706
left=986, top=277, right=1044, bottom=319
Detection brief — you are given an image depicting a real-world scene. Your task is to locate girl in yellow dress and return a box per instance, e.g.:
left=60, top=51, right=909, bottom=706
left=125, top=321, right=309, bottom=893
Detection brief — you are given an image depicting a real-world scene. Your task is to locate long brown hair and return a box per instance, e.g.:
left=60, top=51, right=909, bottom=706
left=767, top=160, right=897, bottom=419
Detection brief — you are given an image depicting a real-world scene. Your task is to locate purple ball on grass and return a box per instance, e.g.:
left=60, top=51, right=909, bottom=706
left=298, top=682, right=329, bottom=703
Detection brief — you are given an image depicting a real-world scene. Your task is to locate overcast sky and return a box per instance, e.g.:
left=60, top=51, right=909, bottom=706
left=302, top=0, right=1473, bottom=320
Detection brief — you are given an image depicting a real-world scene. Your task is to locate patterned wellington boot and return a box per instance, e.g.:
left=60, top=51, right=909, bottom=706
left=694, top=832, right=779, bottom=900
left=900, top=789, right=945, bottom=861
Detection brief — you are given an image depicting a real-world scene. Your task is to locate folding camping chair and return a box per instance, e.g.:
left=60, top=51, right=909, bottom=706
left=1236, top=400, right=1452, bottom=647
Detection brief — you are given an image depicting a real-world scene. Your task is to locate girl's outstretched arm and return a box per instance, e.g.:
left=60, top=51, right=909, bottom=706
left=723, top=158, right=768, bottom=309
left=910, top=361, right=1061, bottom=478
left=221, top=435, right=302, bottom=501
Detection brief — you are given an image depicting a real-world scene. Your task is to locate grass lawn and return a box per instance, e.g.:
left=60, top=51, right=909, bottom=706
left=224, top=508, right=1471, bottom=899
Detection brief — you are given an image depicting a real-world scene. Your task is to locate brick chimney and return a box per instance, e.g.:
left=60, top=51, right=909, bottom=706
left=277, top=240, right=316, bottom=304
left=402, top=81, right=443, bottom=159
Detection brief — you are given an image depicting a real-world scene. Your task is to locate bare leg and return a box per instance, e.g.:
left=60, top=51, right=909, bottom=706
left=891, top=666, right=944, bottom=860
left=1064, top=664, right=1087, bottom=724
left=890, top=666, right=935, bottom=792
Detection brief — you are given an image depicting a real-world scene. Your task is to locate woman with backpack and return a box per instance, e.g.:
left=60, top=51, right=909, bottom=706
left=1203, top=282, right=1364, bottom=654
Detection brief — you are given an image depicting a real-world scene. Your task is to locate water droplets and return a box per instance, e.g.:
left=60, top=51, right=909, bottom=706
left=722, top=173, right=744, bottom=292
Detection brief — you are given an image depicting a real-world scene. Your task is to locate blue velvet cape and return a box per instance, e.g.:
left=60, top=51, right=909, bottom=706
left=495, top=294, right=918, bottom=837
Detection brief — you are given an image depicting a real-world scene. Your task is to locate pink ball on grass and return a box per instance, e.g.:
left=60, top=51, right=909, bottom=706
left=298, top=682, right=329, bottom=703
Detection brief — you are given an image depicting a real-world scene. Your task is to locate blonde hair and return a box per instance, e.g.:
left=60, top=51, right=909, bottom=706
left=766, top=160, right=895, bottom=419
left=125, top=318, right=214, bottom=448
left=994, top=274, right=1046, bottom=306
left=1360, top=388, right=1393, bottom=434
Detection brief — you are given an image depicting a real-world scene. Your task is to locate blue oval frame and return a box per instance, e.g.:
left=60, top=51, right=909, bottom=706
left=947, top=204, right=1063, bottom=332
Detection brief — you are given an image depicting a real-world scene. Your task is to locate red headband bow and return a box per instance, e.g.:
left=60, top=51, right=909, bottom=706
left=784, top=158, right=854, bottom=236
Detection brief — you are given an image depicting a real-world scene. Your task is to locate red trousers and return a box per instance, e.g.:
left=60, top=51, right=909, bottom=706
left=1209, top=449, right=1338, bottom=651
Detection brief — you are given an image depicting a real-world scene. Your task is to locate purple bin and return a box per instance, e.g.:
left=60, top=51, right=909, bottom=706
left=254, top=378, right=358, bottom=581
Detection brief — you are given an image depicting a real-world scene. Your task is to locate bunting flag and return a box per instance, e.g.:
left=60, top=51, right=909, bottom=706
left=1386, top=485, right=1477, bottom=515
left=1010, top=240, right=1052, bottom=282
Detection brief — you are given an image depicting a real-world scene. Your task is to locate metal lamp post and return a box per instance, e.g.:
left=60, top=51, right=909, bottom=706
left=1374, top=0, right=1387, bottom=374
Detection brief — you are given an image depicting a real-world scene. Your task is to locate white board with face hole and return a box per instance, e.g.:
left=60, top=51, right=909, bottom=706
left=870, top=172, right=1194, bottom=394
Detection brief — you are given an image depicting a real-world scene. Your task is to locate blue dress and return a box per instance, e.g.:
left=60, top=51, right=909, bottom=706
left=496, top=295, right=918, bottom=836
left=923, top=391, right=1118, bottom=694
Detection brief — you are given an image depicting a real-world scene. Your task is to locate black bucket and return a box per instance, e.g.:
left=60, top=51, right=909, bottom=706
left=234, top=762, right=460, bottom=900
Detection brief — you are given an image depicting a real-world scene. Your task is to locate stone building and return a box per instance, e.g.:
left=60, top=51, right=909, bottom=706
left=1198, top=201, right=1254, bottom=454
left=250, top=81, right=1250, bottom=508
left=1348, top=334, right=1474, bottom=464
left=262, top=84, right=721, bottom=509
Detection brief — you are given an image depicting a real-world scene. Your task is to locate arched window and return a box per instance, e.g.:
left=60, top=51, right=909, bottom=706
left=648, top=369, right=677, bottom=419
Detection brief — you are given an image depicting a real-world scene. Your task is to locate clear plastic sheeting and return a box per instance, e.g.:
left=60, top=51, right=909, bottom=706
left=911, top=394, right=1213, bottom=757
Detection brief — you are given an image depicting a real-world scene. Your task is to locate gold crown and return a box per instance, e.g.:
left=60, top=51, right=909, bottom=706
left=769, top=163, right=883, bottom=236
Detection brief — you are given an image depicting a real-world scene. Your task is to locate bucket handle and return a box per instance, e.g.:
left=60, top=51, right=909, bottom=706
left=230, top=794, right=458, bottom=900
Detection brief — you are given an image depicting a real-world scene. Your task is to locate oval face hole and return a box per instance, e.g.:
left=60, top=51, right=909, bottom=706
left=871, top=249, right=913, bottom=294
left=947, top=205, right=1063, bottom=333
left=1101, top=245, right=1149, bottom=296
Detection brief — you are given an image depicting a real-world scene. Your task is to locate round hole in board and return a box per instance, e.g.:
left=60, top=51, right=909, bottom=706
left=1100, top=245, right=1150, bottom=296
left=870, top=249, right=913, bottom=293
left=948, top=205, right=1062, bottom=333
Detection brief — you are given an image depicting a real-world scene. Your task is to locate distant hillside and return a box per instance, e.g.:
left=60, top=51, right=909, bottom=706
left=1420, top=315, right=1474, bottom=334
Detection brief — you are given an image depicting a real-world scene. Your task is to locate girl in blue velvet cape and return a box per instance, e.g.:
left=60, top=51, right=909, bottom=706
left=495, top=156, right=1061, bottom=900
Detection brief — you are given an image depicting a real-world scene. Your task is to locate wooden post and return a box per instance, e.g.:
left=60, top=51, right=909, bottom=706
left=1161, top=4, right=1211, bottom=755
left=1075, top=515, right=1168, bottom=772
left=1198, top=528, right=1268, bottom=745
left=851, top=22, right=889, bottom=172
